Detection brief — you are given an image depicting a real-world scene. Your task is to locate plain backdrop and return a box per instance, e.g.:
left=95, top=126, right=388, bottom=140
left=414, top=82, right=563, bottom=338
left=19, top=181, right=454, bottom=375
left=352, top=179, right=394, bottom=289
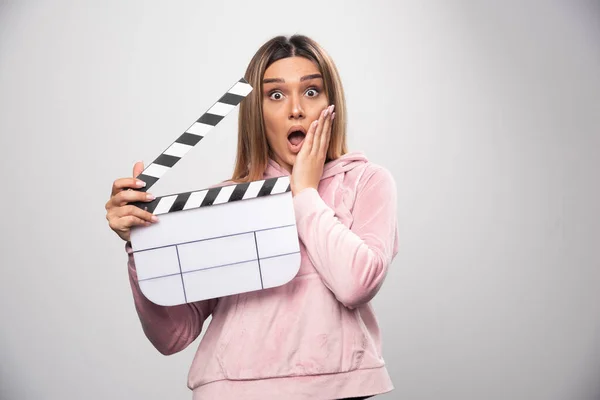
left=1, top=1, right=599, bottom=399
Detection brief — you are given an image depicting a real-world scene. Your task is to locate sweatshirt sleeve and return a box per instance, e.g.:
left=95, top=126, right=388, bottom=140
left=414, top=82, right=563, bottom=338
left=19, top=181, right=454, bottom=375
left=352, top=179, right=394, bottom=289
left=292, top=166, right=399, bottom=309
left=125, top=241, right=218, bottom=355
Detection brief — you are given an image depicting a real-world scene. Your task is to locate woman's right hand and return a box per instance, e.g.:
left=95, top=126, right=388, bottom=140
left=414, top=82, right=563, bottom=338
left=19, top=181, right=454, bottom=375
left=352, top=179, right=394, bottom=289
left=105, top=161, right=159, bottom=242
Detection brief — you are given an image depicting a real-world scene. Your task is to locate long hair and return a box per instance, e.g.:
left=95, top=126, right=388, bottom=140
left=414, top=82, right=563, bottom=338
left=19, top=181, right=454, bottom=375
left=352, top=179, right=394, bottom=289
left=231, top=35, right=348, bottom=182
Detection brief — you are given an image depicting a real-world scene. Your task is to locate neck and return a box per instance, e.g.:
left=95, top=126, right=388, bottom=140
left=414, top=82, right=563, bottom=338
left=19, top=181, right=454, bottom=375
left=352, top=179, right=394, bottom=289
left=269, top=154, right=292, bottom=174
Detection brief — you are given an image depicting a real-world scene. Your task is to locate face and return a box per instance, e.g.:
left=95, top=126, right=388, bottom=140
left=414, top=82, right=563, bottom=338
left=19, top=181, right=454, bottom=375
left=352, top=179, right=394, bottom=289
left=262, top=56, right=329, bottom=173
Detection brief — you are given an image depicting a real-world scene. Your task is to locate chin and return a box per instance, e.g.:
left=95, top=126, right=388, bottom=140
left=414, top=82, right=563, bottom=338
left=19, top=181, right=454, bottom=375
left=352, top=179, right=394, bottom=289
left=280, top=155, right=295, bottom=171
left=277, top=152, right=296, bottom=171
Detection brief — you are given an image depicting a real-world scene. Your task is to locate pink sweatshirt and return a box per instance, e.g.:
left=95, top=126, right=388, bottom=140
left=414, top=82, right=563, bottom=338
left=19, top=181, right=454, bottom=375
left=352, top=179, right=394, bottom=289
left=125, top=151, right=399, bottom=400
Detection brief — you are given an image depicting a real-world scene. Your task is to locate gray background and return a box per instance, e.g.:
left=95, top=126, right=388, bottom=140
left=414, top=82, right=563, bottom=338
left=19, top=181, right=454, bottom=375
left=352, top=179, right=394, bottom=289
left=1, top=1, right=599, bottom=399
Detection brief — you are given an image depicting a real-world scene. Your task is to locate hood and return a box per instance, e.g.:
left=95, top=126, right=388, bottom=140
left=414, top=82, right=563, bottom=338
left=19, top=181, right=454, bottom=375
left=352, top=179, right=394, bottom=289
left=264, top=151, right=369, bottom=180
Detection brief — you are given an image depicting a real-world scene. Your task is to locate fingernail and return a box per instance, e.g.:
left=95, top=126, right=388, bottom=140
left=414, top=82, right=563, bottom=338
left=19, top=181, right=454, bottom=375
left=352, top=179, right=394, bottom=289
left=146, top=193, right=155, bottom=201
left=151, top=215, right=159, bottom=222
left=331, top=112, right=335, bottom=121
left=136, top=180, right=146, bottom=187
left=331, top=104, right=335, bottom=112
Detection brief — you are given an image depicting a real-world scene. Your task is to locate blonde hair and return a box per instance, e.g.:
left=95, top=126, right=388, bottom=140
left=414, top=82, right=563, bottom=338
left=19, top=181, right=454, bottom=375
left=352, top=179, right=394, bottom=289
left=231, top=35, right=348, bottom=182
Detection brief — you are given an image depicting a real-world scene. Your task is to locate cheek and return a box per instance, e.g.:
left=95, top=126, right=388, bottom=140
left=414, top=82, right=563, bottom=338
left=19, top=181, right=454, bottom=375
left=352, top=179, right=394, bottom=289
left=263, top=105, right=281, bottom=129
left=307, top=100, right=329, bottom=120
left=264, top=128, right=279, bottom=152
left=263, top=106, right=286, bottom=141
left=263, top=120, right=282, bottom=151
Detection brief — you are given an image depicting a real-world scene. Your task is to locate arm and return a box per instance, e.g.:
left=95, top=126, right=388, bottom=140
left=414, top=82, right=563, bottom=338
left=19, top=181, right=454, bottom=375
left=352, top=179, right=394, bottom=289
left=123, top=179, right=234, bottom=354
left=126, top=242, right=218, bottom=355
left=293, top=166, right=399, bottom=309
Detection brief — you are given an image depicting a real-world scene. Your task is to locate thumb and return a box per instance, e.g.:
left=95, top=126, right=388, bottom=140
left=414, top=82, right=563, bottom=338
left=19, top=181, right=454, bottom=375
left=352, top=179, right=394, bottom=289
left=133, top=161, right=144, bottom=178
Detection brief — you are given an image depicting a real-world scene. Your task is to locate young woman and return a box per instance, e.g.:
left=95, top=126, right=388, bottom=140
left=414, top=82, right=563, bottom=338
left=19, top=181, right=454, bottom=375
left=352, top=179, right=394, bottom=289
left=105, top=34, right=399, bottom=400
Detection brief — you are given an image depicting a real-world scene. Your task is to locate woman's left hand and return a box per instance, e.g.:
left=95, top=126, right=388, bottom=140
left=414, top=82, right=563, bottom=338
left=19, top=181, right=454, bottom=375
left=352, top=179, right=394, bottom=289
left=291, top=104, right=335, bottom=196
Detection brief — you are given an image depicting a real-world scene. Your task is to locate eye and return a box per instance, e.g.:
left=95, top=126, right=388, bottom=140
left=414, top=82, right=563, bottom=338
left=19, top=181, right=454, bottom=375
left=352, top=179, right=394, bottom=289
left=269, top=91, right=284, bottom=100
left=305, top=88, right=319, bottom=97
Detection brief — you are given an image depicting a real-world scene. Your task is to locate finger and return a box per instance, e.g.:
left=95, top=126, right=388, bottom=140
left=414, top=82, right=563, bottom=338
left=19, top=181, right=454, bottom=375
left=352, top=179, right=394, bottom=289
left=113, top=189, right=155, bottom=208
left=310, top=106, right=329, bottom=157
left=114, top=204, right=158, bottom=223
left=111, top=177, right=148, bottom=198
left=317, top=105, right=333, bottom=157
left=109, top=188, right=154, bottom=209
left=108, top=213, right=153, bottom=235
left=325, top=111, right=335, bottom=159
left=110, top=161, right=146, bottom=197
left=133, top=161, right=144, bottom=178
left=119, top=215, right=154, bottom=230
left=299, top=119, right=319, bottom=157
left=322, top=109, right=334, bottom=159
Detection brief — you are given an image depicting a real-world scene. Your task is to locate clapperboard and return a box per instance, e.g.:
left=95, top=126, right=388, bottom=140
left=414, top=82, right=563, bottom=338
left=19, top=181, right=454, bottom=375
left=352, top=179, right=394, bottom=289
left=129, top=78, right=301, bottom=306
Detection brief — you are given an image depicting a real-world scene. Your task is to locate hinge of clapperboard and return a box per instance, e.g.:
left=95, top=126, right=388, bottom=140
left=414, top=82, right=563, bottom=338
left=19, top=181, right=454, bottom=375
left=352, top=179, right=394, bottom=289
left=129, top=77, right=291, bottom=216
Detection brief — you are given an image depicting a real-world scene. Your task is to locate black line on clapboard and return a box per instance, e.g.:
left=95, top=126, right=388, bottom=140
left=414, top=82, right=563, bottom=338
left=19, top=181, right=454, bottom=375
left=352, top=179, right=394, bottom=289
left=137, top=251, right=301, bottom=282
left=253, top=232, right=264, bottom=289
left=175, top=245, right=187, bottom=303
left=134, top=177, right=290, bottom=215
left=132, top=78, right=251, bottom=193
left=141, top=177, right=287, bottom=202
left=132, top=224, right=297, bottom=254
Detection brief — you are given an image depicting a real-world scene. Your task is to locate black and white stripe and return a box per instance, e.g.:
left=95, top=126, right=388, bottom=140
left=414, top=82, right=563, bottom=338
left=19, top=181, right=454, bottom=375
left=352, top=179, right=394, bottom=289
left=141, top=176, right=291, bottom=215
left=135, top=77, right=253, bottom=191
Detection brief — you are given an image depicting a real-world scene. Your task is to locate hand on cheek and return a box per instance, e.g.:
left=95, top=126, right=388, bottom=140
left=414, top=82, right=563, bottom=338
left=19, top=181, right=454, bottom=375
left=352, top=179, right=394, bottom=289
left=291, top=104, right=335, bottom=196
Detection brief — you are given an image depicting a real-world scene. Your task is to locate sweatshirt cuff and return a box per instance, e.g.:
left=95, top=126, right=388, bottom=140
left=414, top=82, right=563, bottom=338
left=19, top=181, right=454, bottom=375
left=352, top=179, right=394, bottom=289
left=293, top=187, right=329, bottom=221
left=125, top=241, right=138, bottom=276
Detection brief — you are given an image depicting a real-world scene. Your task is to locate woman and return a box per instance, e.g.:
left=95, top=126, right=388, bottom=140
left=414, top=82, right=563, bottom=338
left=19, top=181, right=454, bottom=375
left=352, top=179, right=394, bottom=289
left=105, top=34, right=399, bottom=400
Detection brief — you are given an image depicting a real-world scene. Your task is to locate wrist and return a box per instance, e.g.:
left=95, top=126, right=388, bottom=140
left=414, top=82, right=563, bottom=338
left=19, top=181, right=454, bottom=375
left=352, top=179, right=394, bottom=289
left=292, top=184, right=317, bottom=197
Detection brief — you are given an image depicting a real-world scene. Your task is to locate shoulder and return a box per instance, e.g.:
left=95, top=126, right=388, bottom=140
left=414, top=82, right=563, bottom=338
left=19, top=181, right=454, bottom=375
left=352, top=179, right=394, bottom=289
left=354, top=162, right=396, bottom=194
left=339, top=160, right=396, bottom=210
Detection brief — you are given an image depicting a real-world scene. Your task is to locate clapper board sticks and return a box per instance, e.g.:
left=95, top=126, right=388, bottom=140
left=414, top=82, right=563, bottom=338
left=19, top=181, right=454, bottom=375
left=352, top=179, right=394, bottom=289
left=129, top=77, right=301, bottom=306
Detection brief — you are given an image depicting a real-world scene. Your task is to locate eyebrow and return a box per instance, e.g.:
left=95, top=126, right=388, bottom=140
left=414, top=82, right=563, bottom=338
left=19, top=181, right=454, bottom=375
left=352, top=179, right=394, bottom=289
left=262, top=74, right=323, bottom=84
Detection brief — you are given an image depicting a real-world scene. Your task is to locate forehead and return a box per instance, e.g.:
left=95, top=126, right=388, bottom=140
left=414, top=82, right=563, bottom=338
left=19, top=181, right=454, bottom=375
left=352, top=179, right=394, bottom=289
left=263, top=56, right=320, bottom=81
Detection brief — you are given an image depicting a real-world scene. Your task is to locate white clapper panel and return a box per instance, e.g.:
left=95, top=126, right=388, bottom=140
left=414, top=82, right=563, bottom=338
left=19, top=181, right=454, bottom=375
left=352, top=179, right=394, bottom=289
left=130, top=191, right=301, bottom=305
left=128, top=78, right=301, bottom=306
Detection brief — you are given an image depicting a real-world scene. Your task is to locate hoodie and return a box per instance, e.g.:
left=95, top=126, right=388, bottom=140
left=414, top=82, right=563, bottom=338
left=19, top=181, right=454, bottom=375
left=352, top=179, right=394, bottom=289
left=125, top=151, right=400, bottom=400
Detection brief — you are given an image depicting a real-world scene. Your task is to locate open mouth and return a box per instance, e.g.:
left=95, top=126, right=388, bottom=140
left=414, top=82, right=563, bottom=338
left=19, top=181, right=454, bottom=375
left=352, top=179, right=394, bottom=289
left=288, top=130, right=306, bottom=146
left=287, top=126, right=306, bottom=153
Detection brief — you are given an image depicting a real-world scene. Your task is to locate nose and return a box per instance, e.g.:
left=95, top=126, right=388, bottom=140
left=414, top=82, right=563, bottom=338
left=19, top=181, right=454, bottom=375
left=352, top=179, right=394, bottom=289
left=288, top=94, right=305, bottom=120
